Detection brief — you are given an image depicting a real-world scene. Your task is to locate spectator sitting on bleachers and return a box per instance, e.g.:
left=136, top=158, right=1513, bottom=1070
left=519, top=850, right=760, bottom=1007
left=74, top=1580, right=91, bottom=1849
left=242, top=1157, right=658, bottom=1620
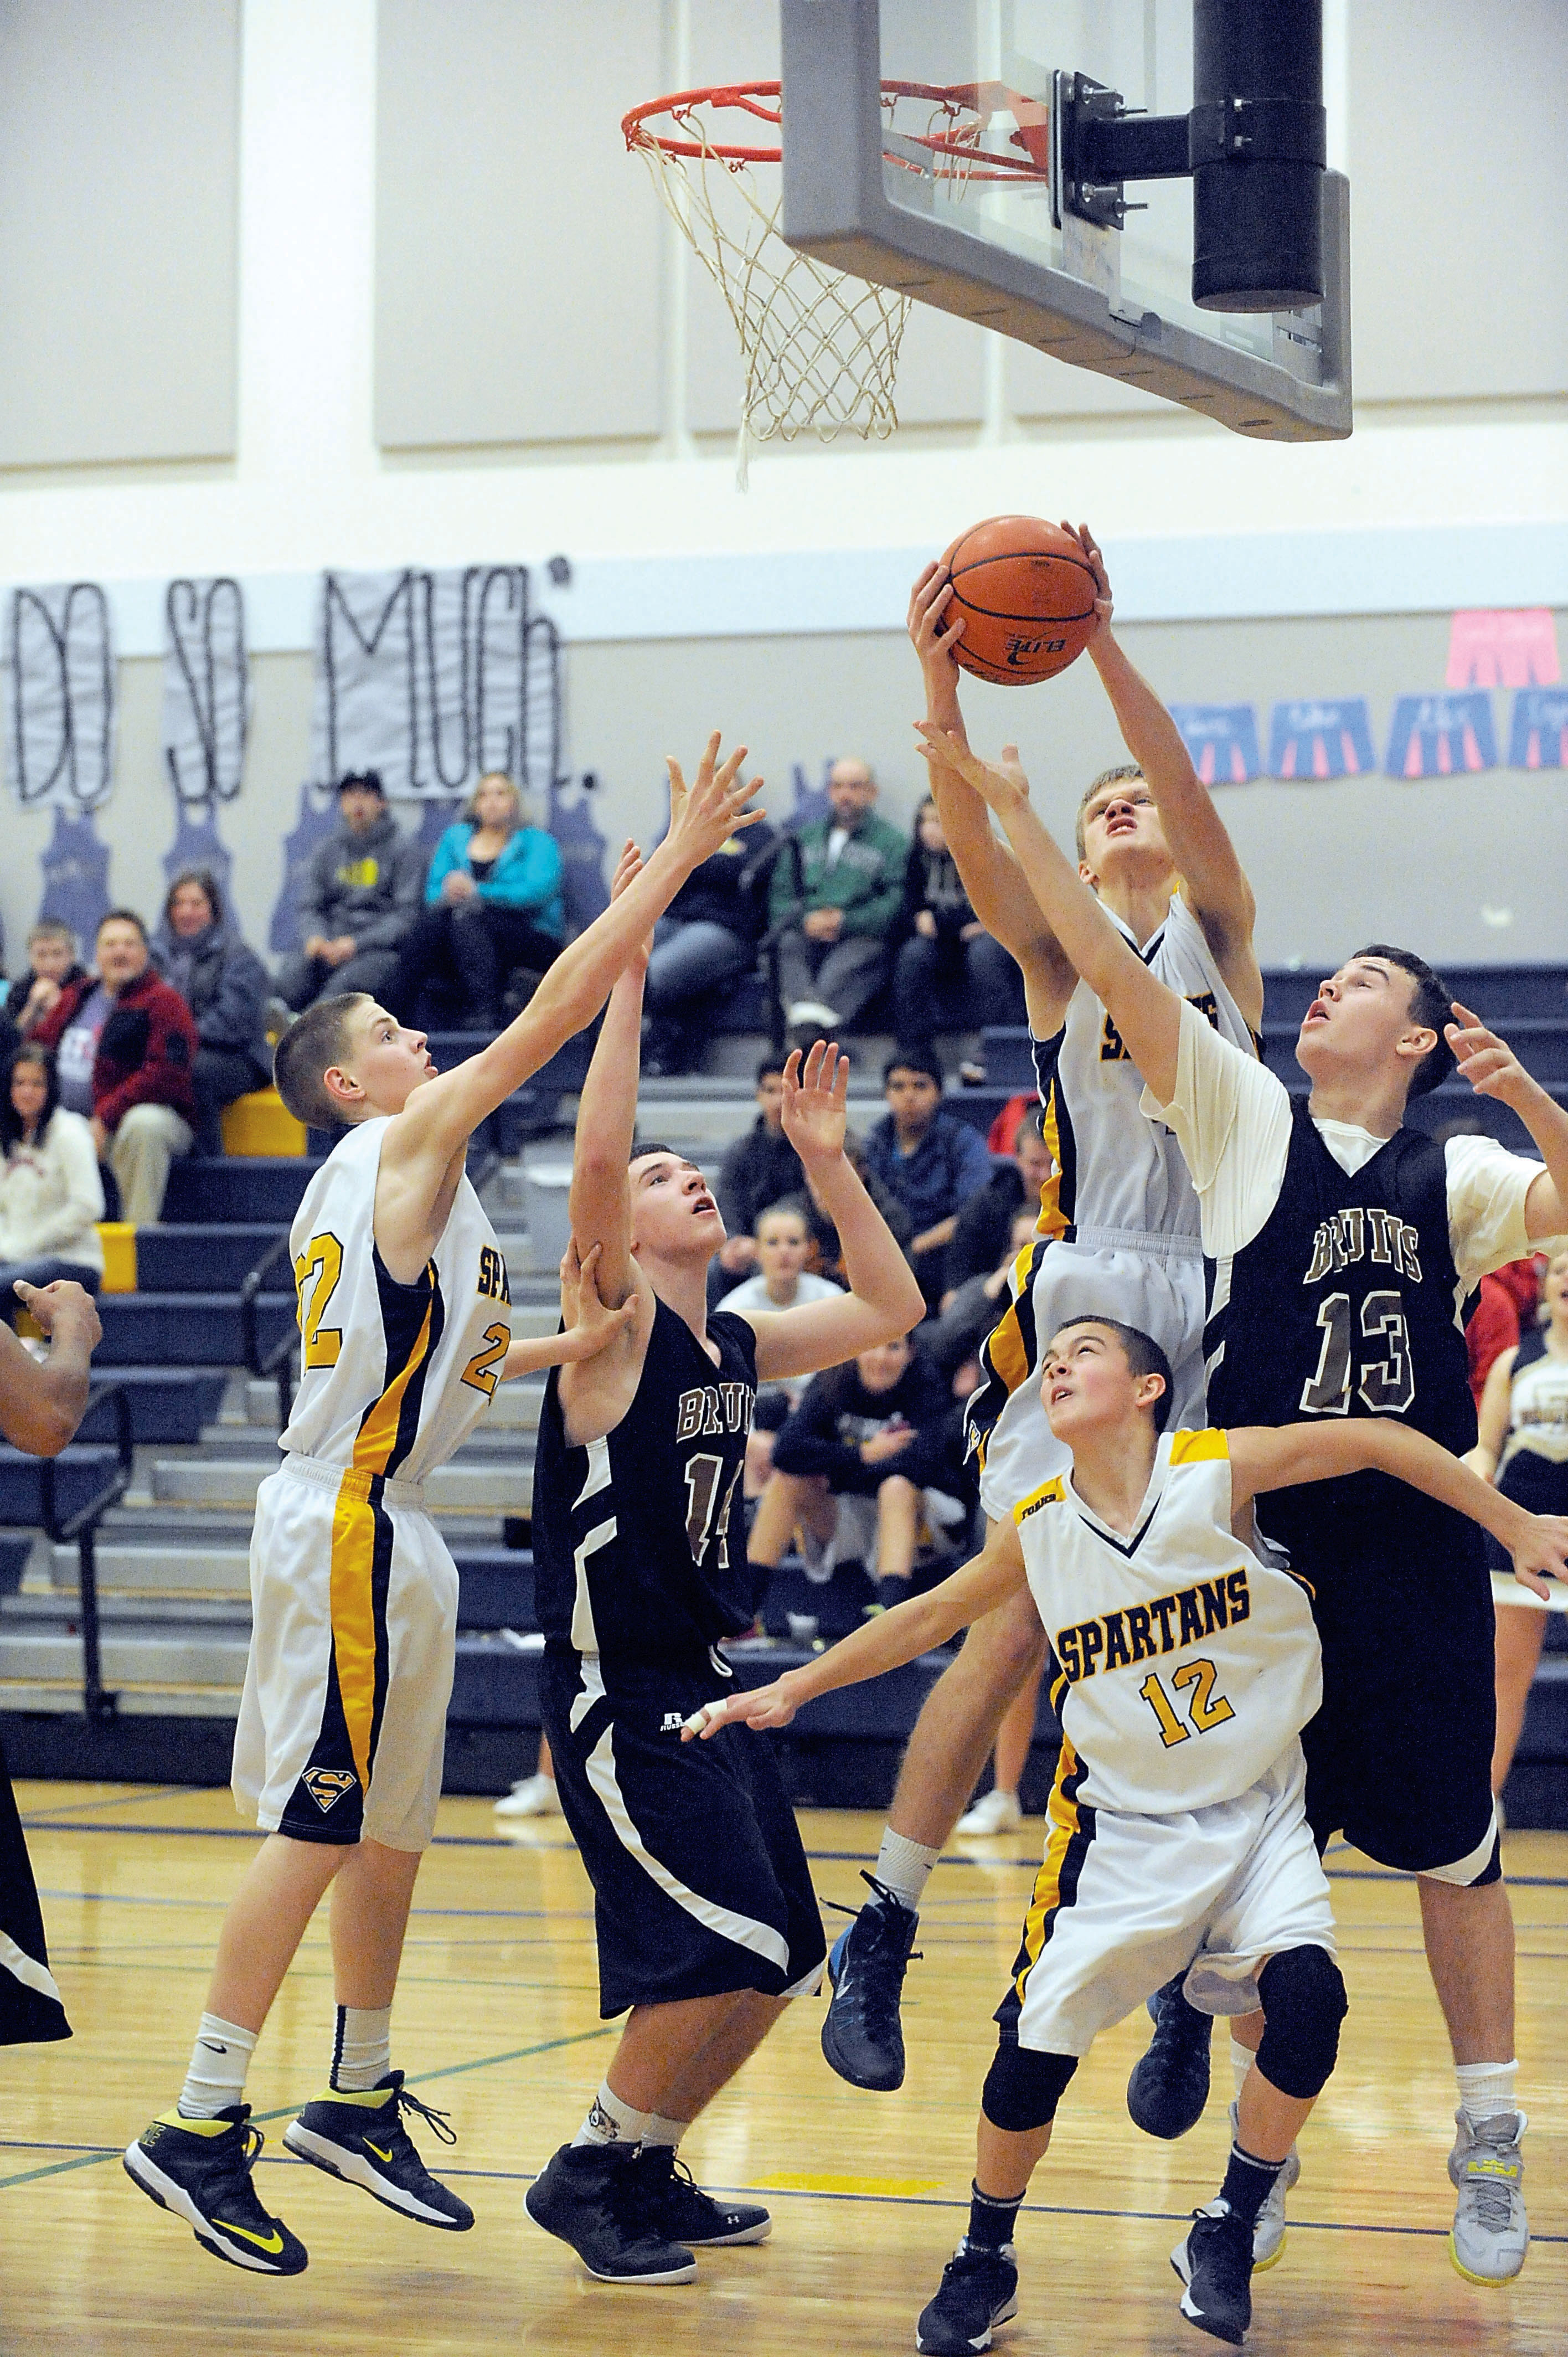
left=275, top=769, right=427, bottom=1013
left=862, top=1047, right=994, bottom=1307
left=768, top=758, right=906, bottom=1041
left=389, top=772, right=563, bottom=1032
left=643, top=808, right=776, bottom=1076
left=33, top=911, right=198, bottom=1227
left=718, top=1197, right=845, bottom=1319
left=921, top=1205, right=1043, bottom=1386
left=5, top=920, right=89, bottom=1042
left=0, top=1046, right=104, bottom=1325
left=153, top=869, right=272, bottom=1156
left=714, top=1058, right=797, bottom=1285
left=748, top=1332, right=969, bottom=1615
left=894, top=792, right=1024, bottom=1078
left=942, top=1104, right=1053, bottom=1296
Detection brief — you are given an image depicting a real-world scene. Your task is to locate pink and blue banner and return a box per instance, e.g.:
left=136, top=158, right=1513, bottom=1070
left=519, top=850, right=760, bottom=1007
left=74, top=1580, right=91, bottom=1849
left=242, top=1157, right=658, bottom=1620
left=1508, top=688, right=1568, bottom=771
left=1446, top=608, right=1560, bottom=690
left=1267, top=698, right=1374, bottom=780
left=1384, top=692, right=1497, bottom=779
left=1168, top=703, right=1261, bottom=785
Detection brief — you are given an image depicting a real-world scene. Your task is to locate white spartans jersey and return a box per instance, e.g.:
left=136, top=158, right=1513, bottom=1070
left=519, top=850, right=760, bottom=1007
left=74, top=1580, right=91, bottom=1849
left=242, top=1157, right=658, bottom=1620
left=1499, top=1332, right=1568, bottom=1479
left=969, top=894, right=1257, bottom=1517
left=1013, top=1429, right=1321, bottom=1816
left=280, top=1118, right=512, bottom=1489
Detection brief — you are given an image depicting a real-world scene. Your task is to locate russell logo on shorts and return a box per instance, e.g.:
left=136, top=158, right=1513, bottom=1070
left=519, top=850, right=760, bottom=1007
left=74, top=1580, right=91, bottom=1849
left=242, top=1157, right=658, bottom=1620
left=661, top=1712, right=686, bottom=1735
left=302, top=1767, right=359, bottom=1811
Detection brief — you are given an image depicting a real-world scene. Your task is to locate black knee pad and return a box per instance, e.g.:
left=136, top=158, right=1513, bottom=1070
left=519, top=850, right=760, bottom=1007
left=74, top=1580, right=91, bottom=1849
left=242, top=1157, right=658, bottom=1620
left=1255, top=1946, right=1347, bottom=2101
left=981, top=2041, right=1079, bottom=2133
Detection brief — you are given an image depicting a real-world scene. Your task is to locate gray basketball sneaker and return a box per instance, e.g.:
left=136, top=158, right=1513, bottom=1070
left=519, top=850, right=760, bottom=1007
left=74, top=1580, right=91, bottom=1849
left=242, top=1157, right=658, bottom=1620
left=1448, top=2109, right=1528, bottom=2284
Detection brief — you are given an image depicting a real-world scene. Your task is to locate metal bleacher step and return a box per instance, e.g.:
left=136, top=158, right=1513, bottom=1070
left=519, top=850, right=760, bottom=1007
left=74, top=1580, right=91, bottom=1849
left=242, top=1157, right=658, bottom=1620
left=142, top=1452, right=533, bottom=1515
left=0, top=1678, right=246, bottom=1719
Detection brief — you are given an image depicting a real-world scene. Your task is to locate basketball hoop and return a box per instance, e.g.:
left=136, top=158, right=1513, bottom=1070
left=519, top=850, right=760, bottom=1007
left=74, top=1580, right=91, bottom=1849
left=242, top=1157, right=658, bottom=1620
left=623, top=80, right=1051, bottom=485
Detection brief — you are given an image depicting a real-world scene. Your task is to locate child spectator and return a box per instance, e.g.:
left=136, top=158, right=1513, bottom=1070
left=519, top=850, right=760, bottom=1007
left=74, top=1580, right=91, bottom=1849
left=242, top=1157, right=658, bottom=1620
left=718, top=1198, right=845, bottom=1319
left=894, top=794, right=1024, bottom=1075
left=714, top=1059, right=800, bottom=1284
left=0, top=1047, right=104, bottom=1324
left=5, top=921, right=87, bottom=1041
left=153, top=871, right=272, bottom=1154
left=390, top=773, right=563, bottom=1031
left=863, top=1048, right=994, bottom=1306
left=33, top=911, right=198, bottom=1226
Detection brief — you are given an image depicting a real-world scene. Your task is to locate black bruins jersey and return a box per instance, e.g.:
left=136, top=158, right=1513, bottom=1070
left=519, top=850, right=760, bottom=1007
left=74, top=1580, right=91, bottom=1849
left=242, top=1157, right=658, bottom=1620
left=1204, top=1099, right=1486, bottom=1685
left=533, top=1299, right=757, bottom=1665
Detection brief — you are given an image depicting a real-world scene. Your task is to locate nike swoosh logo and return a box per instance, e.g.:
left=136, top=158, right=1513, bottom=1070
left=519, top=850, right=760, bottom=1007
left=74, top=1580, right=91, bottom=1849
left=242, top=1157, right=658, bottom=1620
left=216, top=2220, right=285, bottom=2254
left=365, top=2140, right=393, bottom=2164
left=198, top=2041, right=229, bottom=2054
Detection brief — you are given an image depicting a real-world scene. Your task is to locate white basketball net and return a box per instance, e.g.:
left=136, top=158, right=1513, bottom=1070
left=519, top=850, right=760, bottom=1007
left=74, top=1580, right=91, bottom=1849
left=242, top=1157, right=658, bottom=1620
left=628, top=87, right=988, bottom=486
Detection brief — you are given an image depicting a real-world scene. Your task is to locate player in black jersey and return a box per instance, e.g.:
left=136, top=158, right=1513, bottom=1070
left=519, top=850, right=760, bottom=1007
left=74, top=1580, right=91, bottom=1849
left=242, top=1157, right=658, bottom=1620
left=919, top=722, right=1568, bottom=2287
left=525, top=780, right=925, bottom=2288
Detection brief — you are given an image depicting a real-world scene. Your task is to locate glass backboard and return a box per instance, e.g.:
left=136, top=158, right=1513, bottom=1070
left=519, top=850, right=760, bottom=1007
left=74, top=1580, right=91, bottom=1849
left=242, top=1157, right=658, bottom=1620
left=778, top=0, right=1350, bottom=441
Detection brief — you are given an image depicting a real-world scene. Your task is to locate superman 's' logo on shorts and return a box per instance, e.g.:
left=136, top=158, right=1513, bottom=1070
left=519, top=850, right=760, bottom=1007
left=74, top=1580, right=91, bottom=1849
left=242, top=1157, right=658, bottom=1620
left=303, top=1767, right=359, bottom=1812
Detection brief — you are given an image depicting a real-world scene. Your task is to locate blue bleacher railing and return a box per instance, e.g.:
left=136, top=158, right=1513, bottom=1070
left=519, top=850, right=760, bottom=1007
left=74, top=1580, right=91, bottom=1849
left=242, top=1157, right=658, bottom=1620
left=37, top=1380, right=135, bottom=1721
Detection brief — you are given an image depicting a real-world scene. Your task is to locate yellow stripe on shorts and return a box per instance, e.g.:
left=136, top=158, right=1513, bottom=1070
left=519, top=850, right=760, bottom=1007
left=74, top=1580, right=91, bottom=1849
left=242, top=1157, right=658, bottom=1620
left=1015, top=1738, right=1084, bottom=2001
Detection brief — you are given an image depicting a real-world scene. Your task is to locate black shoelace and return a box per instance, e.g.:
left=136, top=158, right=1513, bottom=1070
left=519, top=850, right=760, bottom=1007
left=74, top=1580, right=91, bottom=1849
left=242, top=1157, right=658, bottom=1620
left=823, top=1874, right=922, bottom=2032
left=390, top=2085, right=458, bottom=2148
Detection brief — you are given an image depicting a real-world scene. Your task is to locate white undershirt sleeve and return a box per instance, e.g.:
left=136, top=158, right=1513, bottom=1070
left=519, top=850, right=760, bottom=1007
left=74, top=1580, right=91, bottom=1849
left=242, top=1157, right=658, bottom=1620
left=1443, top=1135, right=1541, bottom=1293
left=1139, top=998, right=1295, bottom=1257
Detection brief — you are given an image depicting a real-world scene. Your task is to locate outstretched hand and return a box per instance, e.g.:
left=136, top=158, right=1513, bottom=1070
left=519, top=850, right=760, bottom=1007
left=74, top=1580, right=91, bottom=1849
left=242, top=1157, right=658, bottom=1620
left=1508, top=1510, right=1568, bottom=1601
left=780, top=1041, right=849, bottom=1168
left=608, top=837, right=653, bottom=970
left=555, top=1240, right=638, bottom=1363
left=1446, top=1002, right=1535, bottom=1109
left=914, top=723, right=1033, bottom=817
left=665, top=732, right=766, bottom=873
left=682, top=1679, right=800, bottom=1740
left=1062, top=520, right=1113, bottom=644
left=907, top=562, right=967, bottom=723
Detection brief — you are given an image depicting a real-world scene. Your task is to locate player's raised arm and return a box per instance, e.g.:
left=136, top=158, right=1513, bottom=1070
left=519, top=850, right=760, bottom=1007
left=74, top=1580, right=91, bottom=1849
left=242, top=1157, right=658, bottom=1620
left=685, top=1516, right=1029, bottom=1738
left=909, top=564, right=1076, bottom=1037
left=740, top=1043, right=925, bottom=1383
left=1228, top=1419, right=1568, bottom=1601
left=498, top=1242, right=638, bottom=1383
left=1443, top=1001, right=1568, bottom=1242
left=386, top=735, right=762, bottom=1181
left=1071, top=522, right=1262, bottom=1031
left=917, top=724, right=1184, bottom=1104
left=563, top=855, right=654, bottom=1314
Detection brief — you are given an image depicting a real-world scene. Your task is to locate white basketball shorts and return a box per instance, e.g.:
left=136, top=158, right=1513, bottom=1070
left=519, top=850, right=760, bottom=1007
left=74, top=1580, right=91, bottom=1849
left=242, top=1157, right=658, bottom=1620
left=232, top=1453, right=458, bottom=1852
left=1000, top=1738, right=1334, bottom=2057
left=977, top=1231, right=1209, bottom=1524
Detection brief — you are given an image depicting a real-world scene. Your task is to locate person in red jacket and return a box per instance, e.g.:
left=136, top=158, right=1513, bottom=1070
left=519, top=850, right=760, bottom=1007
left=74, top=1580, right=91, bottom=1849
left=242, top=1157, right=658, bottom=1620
left=34, top=909, right=199, bottom=1225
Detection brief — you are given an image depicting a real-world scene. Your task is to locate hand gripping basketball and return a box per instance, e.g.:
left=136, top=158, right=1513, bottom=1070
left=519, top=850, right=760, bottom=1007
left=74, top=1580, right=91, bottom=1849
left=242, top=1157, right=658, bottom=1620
left=937, top=516, right=1101, bottom=686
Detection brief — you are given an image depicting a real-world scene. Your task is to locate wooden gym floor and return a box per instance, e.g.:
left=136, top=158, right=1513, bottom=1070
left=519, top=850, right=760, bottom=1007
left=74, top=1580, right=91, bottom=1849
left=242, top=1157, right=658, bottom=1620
left=2, top=1783, right=1564, bottom=2354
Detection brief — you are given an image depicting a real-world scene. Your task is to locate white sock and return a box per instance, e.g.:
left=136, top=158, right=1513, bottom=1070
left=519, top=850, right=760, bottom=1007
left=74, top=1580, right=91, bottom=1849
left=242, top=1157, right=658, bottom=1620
left=1456, top=2058, right=1518, bottom=2128
left=178, top=2013, right=257, bottom=2119
left=331, top=2003, right=393, bottom=2092
left=875, top=1829, right=940, bottom=1912
left=641, top=2113, right=688, bottom=2151
left=572, top=2078, right=648, bottom=2149
left=1231, top=2037, right=1255, bottom=2108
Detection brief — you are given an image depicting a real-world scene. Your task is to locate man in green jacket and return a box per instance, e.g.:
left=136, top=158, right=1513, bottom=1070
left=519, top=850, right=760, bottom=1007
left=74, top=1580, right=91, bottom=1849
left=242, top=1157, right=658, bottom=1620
left=768, top=760, right=907, bottom=1039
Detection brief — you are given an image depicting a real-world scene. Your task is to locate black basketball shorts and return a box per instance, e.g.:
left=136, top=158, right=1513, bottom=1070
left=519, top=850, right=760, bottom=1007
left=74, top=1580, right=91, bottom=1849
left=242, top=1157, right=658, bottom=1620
left=1293, top=1506, right=1499, bottom=1883
left=540, top=1643, right=828, bottom=2018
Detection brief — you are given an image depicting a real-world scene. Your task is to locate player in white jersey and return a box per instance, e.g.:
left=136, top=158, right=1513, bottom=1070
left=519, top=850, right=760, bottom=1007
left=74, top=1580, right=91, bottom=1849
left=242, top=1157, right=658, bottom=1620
left=125, top=734, right=764, bottom=2277
left=690, top=1317, right=1568, bottom=2350
left=823, top=529, right=1262, bottom=2098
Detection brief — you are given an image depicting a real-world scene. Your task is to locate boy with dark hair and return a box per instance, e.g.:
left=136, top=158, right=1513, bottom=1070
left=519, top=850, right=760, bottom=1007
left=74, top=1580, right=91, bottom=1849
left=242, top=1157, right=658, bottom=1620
left=123, top=735, right=761, bottom=2277
left=524, top=811, right=922, bottom=2286
left=924, top=721, right=1568, bottom=2283
left=714, top=1056, right=798, bottom=1283
left=863, top=1047, right=994, bottom=1306
left=693, top=1316, right=1568, bottom=2349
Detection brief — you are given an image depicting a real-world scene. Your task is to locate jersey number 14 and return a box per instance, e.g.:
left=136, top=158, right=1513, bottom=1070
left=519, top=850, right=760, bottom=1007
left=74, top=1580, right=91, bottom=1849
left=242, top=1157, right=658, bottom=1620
left=684, top=1453, right=743, bottom=1571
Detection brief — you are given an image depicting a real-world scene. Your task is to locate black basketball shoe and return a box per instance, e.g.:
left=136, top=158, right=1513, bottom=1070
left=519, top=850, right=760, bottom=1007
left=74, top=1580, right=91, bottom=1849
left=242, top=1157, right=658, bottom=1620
left=1126, top=1973, right=1213, bottom=2140
left=1170, top=2202, right=1254, bottom=2345
left=821, top=1871, right=921, bottom=2091
left=282, top=2072, right=473, bottom=2229
left=916, top=2240, right=1019, bottom=2355
left=526, top=2142, right=697, bottom=2283
left=628, top=2143, right=771, bottom=2246
left=123, top=2106, right=308, bottom=2276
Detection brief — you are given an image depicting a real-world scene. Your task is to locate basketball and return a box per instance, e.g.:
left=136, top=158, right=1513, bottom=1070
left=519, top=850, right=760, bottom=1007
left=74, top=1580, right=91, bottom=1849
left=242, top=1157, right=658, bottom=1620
left=940, top=515, right=1101, bottom=686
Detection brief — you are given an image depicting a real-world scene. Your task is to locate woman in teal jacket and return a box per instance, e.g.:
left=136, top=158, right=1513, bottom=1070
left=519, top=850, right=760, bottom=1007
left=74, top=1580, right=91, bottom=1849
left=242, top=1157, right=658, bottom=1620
left=390, top=773, right=564, bottom=1029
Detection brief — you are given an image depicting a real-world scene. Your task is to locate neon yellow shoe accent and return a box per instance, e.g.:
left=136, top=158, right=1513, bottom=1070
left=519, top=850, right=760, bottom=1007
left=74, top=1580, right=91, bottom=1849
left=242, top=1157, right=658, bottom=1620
left=154, top=2112, right=236, bottom=2137
left=1448, top=2232, right=1514, bottom=2288
left=1251, top=2234, right=1287, bottom=2274
left=364, top=2140, right=394, bottom=2164
left=215, top=2219, right=285, bottom=2256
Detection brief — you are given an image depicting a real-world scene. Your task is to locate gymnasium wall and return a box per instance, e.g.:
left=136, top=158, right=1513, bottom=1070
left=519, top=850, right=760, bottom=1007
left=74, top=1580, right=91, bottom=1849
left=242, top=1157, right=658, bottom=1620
left=0, top=0, right=1562, bottom=981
